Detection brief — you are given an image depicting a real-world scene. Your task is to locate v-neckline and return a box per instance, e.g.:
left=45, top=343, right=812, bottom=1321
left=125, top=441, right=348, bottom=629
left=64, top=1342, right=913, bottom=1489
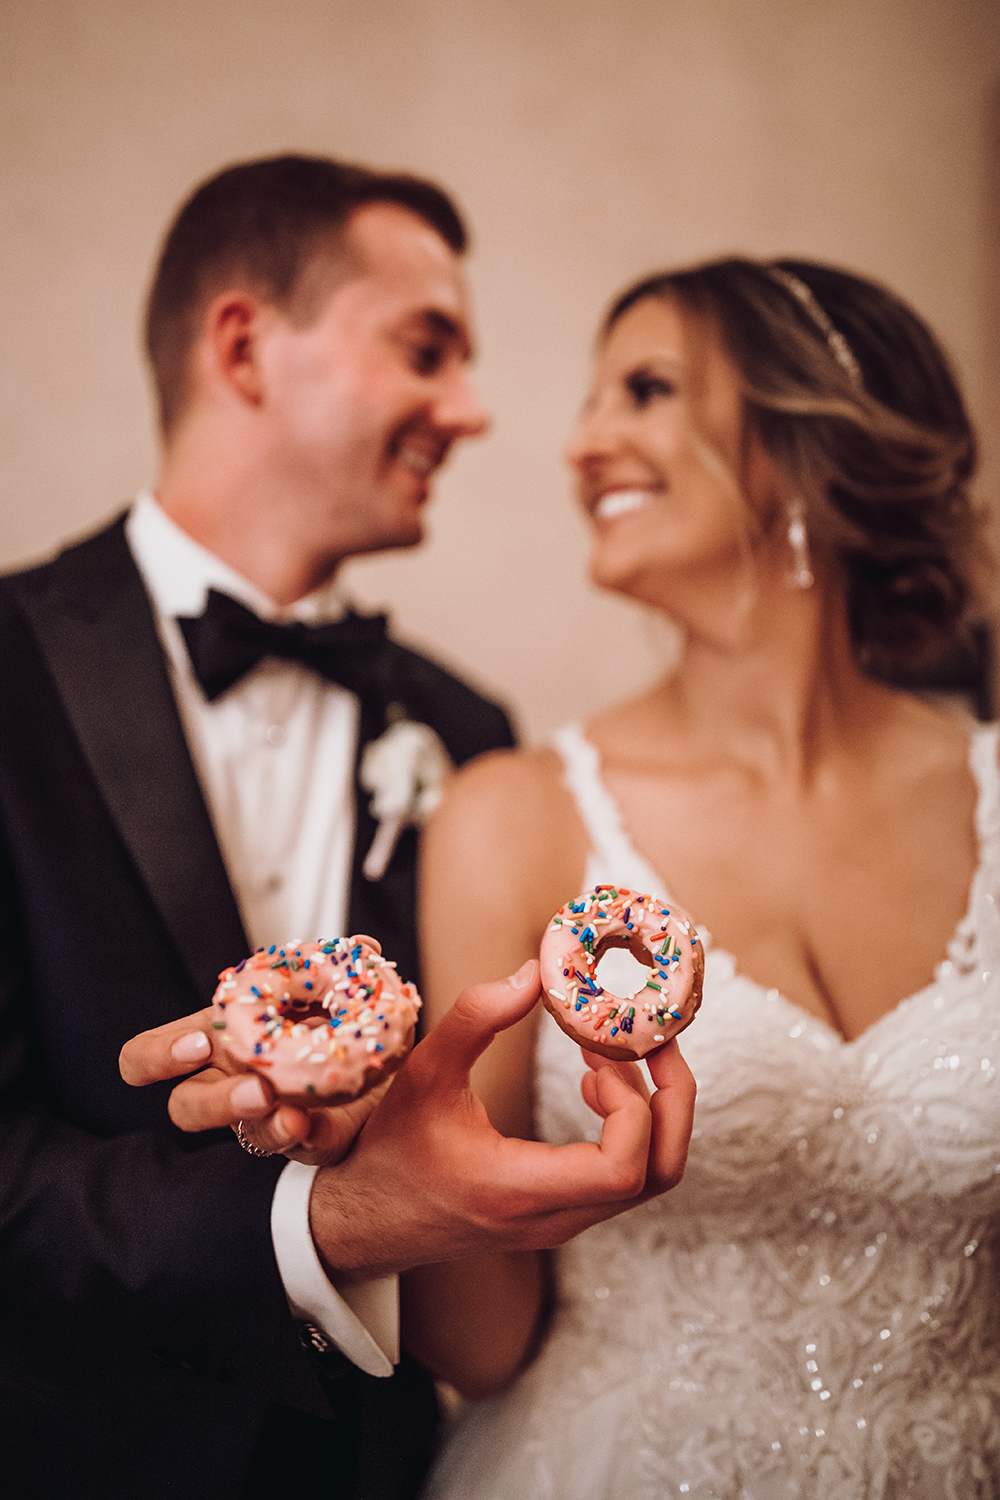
left=704, top=940, right=960, bottom=1050
left=563, top=721, right=998, bottom=1048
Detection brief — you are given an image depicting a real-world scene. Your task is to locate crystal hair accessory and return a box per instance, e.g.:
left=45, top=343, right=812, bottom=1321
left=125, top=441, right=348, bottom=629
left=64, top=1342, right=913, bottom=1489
left=786, top=497, right=814, bottom=589
left=766, top=266, right=863, bottom=387
left=359, top=720, right=452, bottom=880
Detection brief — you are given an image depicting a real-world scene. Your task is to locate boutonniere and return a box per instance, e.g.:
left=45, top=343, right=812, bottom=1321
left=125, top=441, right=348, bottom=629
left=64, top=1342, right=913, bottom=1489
left=360, top=720, right=453, bottom=880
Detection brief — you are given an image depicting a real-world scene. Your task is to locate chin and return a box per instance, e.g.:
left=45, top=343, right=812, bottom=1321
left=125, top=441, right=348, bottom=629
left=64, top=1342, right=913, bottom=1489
left=588, top=542, right=655, bottom=600
left=341, top=516, right=423, bottom=561
left=589, top=553, right=698, bottom=627
left=384, top=513, right=427, bottom=552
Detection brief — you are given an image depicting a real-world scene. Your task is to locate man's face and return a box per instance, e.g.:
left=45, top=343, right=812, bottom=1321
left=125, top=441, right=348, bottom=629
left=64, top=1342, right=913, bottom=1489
left=258, top=201, right=488, bottom=564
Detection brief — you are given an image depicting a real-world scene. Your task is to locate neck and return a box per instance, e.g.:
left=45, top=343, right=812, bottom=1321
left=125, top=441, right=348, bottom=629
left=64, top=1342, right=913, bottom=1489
left=154, top=420, right=342, bottom=606
left=657, top=572, right=891, bottom=783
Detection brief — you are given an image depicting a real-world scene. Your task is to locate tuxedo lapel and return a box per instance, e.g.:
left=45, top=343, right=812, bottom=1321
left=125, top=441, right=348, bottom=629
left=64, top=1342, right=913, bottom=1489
left=346, top=695, right=415, bottom=976
left=13, top=515, right=248, bottom=1000
left=342, top=641, right=517, bottom=997
left=344, top=667, right=424, bottom=993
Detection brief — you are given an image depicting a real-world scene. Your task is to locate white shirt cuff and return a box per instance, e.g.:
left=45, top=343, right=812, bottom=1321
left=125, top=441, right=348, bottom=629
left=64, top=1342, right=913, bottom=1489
left=271, top=1159, right=398, bottom=1378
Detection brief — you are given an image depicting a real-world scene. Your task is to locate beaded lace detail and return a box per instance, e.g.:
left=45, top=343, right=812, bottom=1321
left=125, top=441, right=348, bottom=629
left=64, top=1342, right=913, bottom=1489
left=425, top=722, right=1000, bottom=1500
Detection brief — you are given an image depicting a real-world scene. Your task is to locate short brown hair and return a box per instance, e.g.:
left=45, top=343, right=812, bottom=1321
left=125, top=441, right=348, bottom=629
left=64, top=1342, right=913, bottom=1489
left=605, top=258, right=988, bottom=679
left=144, top=154, right=468, bottom=437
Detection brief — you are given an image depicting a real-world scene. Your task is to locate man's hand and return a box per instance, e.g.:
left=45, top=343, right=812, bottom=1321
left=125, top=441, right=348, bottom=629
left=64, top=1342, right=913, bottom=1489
left=306, top=960, right=695, bottom=1277
left=120, top=961, right=696, bottom=1272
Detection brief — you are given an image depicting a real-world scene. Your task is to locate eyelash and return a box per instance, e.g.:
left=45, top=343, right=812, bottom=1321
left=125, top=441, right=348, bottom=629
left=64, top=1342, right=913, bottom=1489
left=626, top=372, right=675, bottom=407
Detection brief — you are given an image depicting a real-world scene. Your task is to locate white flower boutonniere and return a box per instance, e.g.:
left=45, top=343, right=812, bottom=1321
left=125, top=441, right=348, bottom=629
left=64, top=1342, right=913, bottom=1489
left=359, top=720, right=453, bottom=880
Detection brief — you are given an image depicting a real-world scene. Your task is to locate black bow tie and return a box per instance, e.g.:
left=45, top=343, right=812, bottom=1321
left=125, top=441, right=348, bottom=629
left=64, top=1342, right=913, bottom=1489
left=177, top=589, right=391, bottom=704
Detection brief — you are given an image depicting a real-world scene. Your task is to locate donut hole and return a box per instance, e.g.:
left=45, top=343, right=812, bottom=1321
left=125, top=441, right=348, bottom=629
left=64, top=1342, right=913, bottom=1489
left=594, top=937, right=654, bottom=1000
left=279, top=997, right=332, bottom=1028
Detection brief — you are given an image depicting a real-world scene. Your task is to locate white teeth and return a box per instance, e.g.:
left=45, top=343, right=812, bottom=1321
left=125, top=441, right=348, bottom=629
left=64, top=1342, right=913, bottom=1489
left=594, top=489, right=655, bottom=521
left=398, top=447, right=435, bottom=475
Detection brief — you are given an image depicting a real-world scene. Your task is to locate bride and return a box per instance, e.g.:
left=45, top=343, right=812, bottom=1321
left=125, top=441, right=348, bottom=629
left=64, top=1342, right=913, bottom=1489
left=407, top=258, right=1000, bottom=1498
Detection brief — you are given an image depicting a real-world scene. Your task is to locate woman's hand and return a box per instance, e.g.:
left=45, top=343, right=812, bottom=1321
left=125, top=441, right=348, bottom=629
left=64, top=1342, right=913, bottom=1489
left=118, top=1011, right=389, bottom=1166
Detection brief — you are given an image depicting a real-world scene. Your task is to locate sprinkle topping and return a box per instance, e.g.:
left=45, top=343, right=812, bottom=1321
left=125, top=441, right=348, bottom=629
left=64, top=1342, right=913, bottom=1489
left=210, top=935, right=421, bottom=1103
left=539, top=885, right=704, bottom=1059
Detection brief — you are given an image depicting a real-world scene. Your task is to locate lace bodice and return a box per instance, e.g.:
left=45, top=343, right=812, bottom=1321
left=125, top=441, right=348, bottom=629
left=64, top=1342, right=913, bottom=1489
left=425, top=723, right=1000, bottom=1500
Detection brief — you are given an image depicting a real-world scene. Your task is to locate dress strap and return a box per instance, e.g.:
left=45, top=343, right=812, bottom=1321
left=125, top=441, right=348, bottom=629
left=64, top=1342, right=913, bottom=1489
left=940, top=723, right=1000, bottom=976
left=969, top=723, right=1000, bottom=858
left=550, top=723, right=664, bottom=892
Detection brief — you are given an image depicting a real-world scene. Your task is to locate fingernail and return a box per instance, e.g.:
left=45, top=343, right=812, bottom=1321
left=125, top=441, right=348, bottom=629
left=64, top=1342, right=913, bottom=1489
left=231, top=1076, right=268, bottom=1113
left=269, top=1115, right=295, bottom=1148
left=171, top=1031, right=210, bottom=1063
left=505, top=959, right=535, bottom=987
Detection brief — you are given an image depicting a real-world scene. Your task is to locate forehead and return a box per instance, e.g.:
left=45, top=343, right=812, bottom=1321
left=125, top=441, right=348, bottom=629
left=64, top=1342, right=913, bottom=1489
left=600, top=295, right=688, bottom=367
left=603, top=295, right=741, bottom=412
left=593, top=294, right=749, bottom=453
left=322, top=201, right=474, bottom=345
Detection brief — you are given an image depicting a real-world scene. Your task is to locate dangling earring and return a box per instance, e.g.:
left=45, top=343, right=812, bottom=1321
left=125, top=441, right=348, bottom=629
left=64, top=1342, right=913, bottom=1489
left=786, top=498, right=814, bottom=589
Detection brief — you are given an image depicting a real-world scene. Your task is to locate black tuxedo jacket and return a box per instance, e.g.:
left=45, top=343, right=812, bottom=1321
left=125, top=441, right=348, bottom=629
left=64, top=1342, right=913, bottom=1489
left=0, top=515, right=515, bottom=1500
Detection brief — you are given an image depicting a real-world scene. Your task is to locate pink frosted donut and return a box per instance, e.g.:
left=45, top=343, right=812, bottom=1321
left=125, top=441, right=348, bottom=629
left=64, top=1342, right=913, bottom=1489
left=540, top=886, right=704, bottom=1062
left=209, top=936, right=421, bottom=1107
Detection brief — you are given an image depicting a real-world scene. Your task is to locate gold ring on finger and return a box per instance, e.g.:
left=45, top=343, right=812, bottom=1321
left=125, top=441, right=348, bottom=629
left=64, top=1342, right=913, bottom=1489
left=234, top=1120, right=277, bottom=1157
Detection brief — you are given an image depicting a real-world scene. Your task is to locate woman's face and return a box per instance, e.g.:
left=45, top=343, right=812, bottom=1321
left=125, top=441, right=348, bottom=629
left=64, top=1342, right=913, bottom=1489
left=567, top=296, right=781, bottom=618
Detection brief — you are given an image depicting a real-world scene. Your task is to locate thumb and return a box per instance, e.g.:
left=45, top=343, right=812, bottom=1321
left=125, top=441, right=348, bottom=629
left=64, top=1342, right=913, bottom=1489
left=407, top=960, right=540, bottom=1090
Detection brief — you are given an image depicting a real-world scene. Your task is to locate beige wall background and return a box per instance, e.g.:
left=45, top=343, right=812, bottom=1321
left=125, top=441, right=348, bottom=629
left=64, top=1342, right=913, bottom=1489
left=2, top=0, right=999, bottom=741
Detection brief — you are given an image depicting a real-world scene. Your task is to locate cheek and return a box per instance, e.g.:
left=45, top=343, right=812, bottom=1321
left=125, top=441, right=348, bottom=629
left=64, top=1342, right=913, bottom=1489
left=669, top=442, right=750, bottom=551
left=292, top=382, right=384, bottom=471
left=273, top=337, right=376, bottom=434
left=587, top=486, right=748, bottom=599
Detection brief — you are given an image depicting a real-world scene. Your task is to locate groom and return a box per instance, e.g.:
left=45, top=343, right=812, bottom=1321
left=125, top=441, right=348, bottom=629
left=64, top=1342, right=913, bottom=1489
left=0, top=156, right=694, bottom=1500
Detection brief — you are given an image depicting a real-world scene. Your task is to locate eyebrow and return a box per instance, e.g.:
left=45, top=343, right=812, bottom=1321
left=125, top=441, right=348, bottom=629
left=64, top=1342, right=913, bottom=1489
left=626, top=353, right=684, bottom=372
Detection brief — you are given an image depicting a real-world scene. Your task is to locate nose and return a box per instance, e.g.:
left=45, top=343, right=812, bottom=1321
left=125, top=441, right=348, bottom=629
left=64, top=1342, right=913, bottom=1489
left=564, top=393, right=617, bottom=472
left=436, top=365, right=491, bottom=439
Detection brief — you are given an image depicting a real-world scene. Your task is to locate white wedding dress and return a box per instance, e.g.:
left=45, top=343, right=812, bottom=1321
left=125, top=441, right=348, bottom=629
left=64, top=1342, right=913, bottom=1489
left=424, top=722, right=1000, bottom=1500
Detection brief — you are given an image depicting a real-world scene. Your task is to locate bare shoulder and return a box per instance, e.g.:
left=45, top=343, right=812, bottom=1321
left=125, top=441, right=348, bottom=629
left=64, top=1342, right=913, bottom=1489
left=440, top=741, right=563, bottom=807
left=426, top=744, right=587, bottom=905
left=420, top=745, right=590, bottom=1033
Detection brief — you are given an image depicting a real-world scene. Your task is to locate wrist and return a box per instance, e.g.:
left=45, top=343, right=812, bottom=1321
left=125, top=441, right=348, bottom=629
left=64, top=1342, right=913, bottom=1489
left=309, top=1161, right=402, bottom=1281
left=309, top=1157, right=480, bottom=1280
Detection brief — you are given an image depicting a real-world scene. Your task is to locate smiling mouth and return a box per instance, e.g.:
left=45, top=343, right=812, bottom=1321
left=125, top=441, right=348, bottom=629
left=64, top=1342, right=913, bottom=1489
left=593, top=488, right=657, bottom=521
left=397, top=444, right=444, bottom=478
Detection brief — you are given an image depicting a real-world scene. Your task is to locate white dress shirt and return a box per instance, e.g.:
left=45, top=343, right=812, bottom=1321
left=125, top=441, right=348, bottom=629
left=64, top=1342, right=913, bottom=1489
left=126, top=492, right=397, bottom=1377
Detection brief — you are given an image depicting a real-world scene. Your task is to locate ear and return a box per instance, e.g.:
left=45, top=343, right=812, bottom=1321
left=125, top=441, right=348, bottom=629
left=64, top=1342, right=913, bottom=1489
left=201, top=290, right=268, bottom=407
